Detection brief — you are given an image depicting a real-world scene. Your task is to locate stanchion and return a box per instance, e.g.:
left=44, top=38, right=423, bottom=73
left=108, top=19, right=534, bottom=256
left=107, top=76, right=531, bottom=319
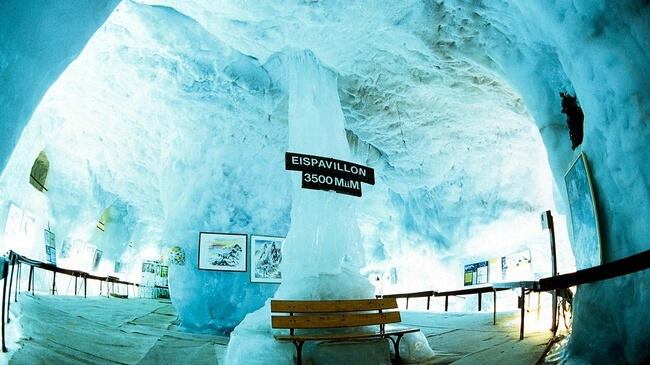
left=6, top=254, right=15, bottom=323
left=1, top=258, right=9, bottom=352
left=542, top=210, right=558, bottom=332
left=519, top=287, right=526, bottom=340
left=15, top=263, right=20, bottom=302
left=492, top=290, right=497, bottom=325
left=27, top=266, right=34, bottom=292
left=31, top=266, right=35, bottom=296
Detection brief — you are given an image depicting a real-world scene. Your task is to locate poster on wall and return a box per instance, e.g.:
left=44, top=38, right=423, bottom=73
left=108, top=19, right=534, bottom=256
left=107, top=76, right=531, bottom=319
left=20, top=211, right=37, bottom=245
left=2, top=204, right=24, bottom=248
left=565, top=153, right=602, bottom=270
left=463, top=261, right=488, bottom=286
left=92, top=249, right=103, bottom=271
left=82, top=243, right=97, bottom=268
left=140, top=260, right=169, bottom=298
left=114, top=261, right=125, bottom=273
left=44, top=229, right=56, bottom=265
left=142, top=261, right=155, bottom=274
left=501, top=250, right=532, bottom=281
left=250, top=235, right=284, bottom=283
left=60, top=240, right=72, bottom=258
left=198, top=232, right=247, bottom=272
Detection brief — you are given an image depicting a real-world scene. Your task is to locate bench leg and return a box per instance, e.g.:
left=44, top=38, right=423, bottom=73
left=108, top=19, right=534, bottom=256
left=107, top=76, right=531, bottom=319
left=386, top=334, right=404, bottom=363
left=292, top=340, right=304, bottom=365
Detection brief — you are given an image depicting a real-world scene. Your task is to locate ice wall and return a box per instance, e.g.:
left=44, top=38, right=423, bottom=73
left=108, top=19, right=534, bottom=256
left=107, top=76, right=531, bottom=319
left=428, top=2, right=650, bottom=362
left=0, top=0, right=120, bottom=174
left=0, top=1, right=290, bottom=334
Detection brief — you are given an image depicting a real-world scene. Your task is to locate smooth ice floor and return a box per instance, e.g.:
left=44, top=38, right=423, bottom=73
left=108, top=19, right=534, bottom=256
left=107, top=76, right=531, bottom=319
left=4, top=294, right=551, bottom=364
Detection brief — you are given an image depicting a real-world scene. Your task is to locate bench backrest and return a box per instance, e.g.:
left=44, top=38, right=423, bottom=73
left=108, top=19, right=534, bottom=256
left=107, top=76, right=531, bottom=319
left=271, top=298, right=401, bottom=331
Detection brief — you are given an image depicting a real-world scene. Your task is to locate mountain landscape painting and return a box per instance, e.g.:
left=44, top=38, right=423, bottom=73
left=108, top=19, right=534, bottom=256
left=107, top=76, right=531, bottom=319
left=251, top=235, right=284, bottom=283
left=198, top=232, right=247, bottom=271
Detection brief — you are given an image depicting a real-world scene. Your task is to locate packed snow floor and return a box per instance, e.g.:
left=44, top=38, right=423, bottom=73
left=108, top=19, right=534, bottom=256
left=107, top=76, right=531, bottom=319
left=3, top=293, right=552, bottom=364
left=5, top=293, right=228, bottom=364
left=401, top=310, right=552, bottom=364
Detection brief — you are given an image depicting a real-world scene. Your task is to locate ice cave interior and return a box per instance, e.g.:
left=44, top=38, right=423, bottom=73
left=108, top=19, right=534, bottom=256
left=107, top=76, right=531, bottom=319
left=0, top=0, right=648, bottom=364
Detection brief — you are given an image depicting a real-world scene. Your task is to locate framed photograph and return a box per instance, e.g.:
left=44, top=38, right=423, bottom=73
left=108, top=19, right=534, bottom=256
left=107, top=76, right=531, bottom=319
left=44, top=229, right=57, bottom=265
left=250, top=235, right=284, bottom=283
left=114, top=261, right=125, bottom=273
left=198, top=232, right=247, bottom=272
left=463, top=261, right=488, bottom=286
left=92, top=249, right=103, bottom=271
left=60, top=240, right=72, bottom=259
left=565, top=152, right=602, bottom=270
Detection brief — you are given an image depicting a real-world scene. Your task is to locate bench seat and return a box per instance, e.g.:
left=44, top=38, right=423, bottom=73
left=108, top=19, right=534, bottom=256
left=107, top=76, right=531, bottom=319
left=275, top=327, right=419, bottom=342
left=271, top=298, right=420, bottom=364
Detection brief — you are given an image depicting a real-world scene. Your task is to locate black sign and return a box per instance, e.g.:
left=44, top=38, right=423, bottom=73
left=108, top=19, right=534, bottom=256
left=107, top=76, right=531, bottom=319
left=285, top=152, right=374, bottom=197
left=286, top=152, right=374, bottom=184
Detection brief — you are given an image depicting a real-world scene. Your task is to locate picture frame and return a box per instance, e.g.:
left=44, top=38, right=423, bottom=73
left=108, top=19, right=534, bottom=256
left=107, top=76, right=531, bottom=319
left=44, top=229, right=57, bottom=265
left=198, top=232, right=247, bottom=272
left=92, top=249, right=103, bottom=271
left=250, top=235, right=284, bottom=283
left=564, top=152, right=602, bottom=270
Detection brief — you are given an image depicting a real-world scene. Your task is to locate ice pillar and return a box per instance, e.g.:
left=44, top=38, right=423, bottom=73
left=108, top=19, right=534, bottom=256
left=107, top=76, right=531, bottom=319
left=225, top=50, right=373, bottom=364
left=225, top=50, right=432, bottom=364
left=275, top=50, right=372, bottom=297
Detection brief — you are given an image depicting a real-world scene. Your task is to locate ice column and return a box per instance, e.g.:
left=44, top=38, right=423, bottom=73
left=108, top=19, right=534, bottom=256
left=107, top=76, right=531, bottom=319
left=274, top=50, right=373, bottom=297
left=226, top=50, right=433, bottom=364
left=225, top=50, right=373, bottom=364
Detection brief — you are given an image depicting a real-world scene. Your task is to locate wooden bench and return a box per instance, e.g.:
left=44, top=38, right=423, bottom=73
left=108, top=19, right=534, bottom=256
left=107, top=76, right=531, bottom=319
left=271, top=298, right=420, bottom=364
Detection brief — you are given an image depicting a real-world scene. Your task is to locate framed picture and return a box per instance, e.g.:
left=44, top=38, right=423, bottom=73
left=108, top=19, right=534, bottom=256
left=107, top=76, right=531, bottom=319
left=198, top=232, right=247, bottom=272
left=92, top=249, right=103, bottom=271
left=463, top=261, right=488, bottom=286
left=44, top=229, right=57, bottom=265
left=250, top=235, right=284, bottom=283
left=60, top=240, right=72, bottom=259
left=114, top=261, right=125, bottom=273
left=565, top=152, right=602, bottom=270
left=501, top=250, right=532, bottom=281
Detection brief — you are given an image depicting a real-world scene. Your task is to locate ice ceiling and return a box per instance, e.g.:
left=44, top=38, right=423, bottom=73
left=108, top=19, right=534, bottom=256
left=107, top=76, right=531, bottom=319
left=1, top=0, right=648, bottom=363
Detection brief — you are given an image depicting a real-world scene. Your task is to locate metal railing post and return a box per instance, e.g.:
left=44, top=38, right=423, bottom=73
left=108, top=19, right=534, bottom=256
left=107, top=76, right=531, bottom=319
left=6, top=253, right=16, bottom=323
left=493, top=290, right=497, bottom=325
left=2, top=259, right=9, bottom=352
left=519, top=287, right=525, bottom=340
left=15, top=263, right=20, bottom=302
left=27, top=266, right=33, bottom=292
